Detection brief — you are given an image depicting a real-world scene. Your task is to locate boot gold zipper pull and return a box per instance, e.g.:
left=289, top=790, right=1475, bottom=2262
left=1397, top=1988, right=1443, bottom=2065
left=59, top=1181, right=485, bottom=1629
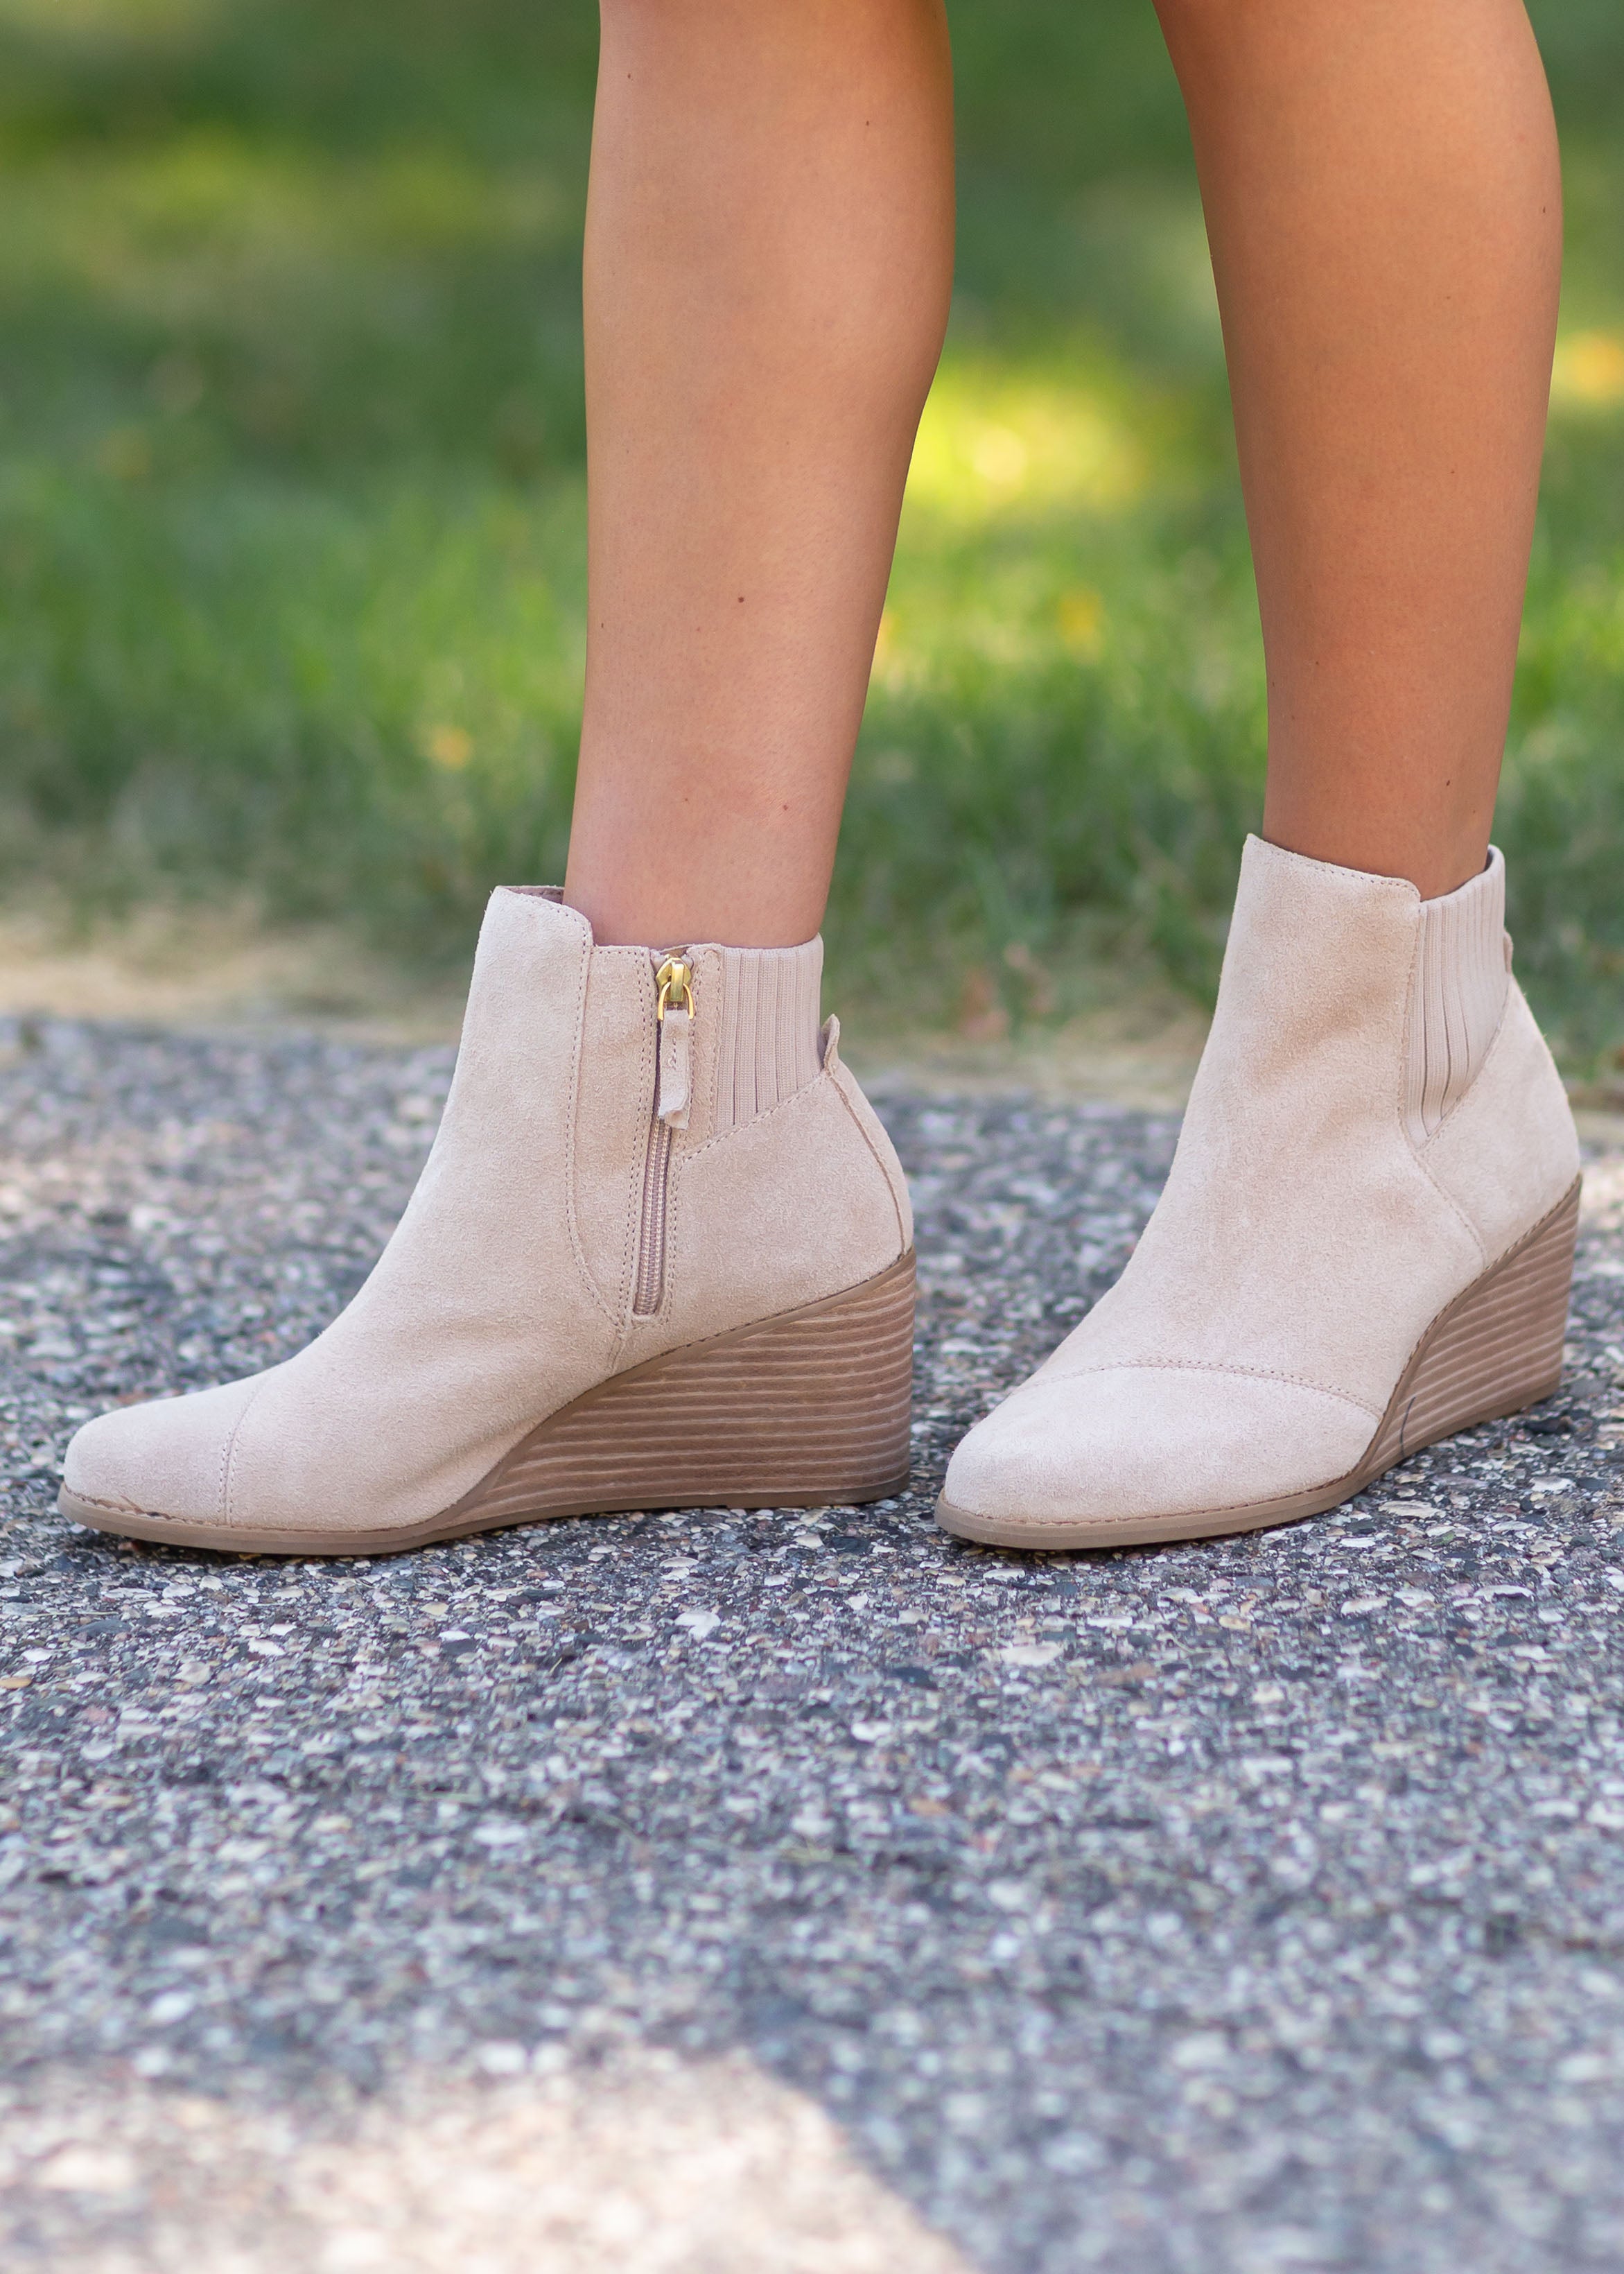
left=654, top=956, right=694, bottom=1130
left=654, top=957, right=694, bottom=1022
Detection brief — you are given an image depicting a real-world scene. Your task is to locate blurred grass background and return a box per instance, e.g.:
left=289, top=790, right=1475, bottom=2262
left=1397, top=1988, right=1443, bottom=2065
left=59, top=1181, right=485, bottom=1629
left=0, top=0, right=1621, bottom=1064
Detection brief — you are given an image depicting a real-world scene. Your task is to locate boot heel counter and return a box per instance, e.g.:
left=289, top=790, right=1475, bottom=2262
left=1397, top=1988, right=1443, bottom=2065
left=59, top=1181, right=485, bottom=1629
left=821, top=1017, right=913, bottom=1252
left=1422, top=980, right=1580, bottom=1265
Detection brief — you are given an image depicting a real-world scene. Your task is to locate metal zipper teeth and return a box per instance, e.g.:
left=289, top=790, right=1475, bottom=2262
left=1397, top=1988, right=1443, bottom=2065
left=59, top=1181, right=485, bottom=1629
left=632, top=951, right=692, bottom=1319
left=632, top=1117, right=672, bottom=1318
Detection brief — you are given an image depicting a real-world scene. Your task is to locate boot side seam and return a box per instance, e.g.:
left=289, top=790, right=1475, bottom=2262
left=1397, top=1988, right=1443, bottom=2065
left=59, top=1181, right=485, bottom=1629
left=1402, top=1175, right=1489, bottom=1283
left=1401, top=1144, right=1488, bottom=1274
left=680, top=1062, right=906, bottom=1256
left=561, top=940, right=629, bottom=1333
left=677, top=1066, right=825, bottom=1161
left=612, top=1118, right=642, bottom=1325
left=823, top=1016, right=910, bottom=1251
left=828, top=1073, right=909, bottom=1255
left=1415, top=982, right=1578, bottom=1271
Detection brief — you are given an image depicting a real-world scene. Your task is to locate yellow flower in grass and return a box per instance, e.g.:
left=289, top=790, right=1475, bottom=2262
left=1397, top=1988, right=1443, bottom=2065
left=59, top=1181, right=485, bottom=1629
left=1056, top=587, right=1105, bottom=659
left=424, top=724, right=473, bottom=771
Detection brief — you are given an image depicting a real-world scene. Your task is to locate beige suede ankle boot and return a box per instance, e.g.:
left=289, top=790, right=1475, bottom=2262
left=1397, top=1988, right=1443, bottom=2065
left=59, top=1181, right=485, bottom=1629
left=939, top=837, right=1580, bottom=1550
left=61, top=889, right=915, bottom=1555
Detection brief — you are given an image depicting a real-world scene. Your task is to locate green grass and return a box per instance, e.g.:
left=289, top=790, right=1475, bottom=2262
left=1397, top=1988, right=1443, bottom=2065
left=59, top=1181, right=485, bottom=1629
left=1, top=0, right=1622, bottom=1064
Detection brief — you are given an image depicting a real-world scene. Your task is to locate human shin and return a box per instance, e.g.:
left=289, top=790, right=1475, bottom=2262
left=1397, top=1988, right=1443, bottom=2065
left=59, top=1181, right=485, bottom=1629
left=62, top=891, right=914, bottom=1556
left=939, top=837, right=1580, bottom=1550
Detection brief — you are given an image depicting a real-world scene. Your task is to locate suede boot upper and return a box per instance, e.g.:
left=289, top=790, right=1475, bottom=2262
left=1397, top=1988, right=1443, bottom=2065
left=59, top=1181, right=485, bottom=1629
left=63, top=889, right=911, bottom=1542
left=943, top=837, right=1580, bottom=1536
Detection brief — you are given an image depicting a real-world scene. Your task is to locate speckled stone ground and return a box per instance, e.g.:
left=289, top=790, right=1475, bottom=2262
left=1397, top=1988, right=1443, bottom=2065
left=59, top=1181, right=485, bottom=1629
left=2, top=1016, right=1624, bottom=2272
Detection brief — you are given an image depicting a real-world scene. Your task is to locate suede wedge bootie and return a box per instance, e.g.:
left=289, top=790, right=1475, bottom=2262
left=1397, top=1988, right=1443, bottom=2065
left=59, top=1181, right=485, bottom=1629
left=939, top=837, right=1580, bottom=1550
left=62, top=889, right=916, bottom=1554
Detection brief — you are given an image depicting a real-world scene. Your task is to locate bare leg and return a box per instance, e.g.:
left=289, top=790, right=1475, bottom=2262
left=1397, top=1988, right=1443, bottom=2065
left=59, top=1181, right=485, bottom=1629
left=942, top=3, right=1573, bottom=1553
left=1154, top=0, right=1561, bottom=898
left=564, top=0, right=954, bottom=948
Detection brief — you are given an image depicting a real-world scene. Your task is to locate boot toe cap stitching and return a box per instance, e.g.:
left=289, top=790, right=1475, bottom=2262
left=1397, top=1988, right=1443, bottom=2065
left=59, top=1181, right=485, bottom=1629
left=943, top=1362, right=1378, bottom=1531
left=219, top=1370, right=278, bottom=1527
left=1042, top=1354, right=1381, bottom=1416
left=62, top=1376, right=265, bottom=1531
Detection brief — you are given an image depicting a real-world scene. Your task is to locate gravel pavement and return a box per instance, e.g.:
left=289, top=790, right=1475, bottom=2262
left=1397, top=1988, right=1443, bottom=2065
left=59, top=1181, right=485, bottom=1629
left=3, top=1015, right=1624, bottom=2272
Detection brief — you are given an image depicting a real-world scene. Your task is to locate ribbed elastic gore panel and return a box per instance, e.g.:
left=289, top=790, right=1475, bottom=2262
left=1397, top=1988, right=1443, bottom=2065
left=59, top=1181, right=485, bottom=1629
left=1404, top=847, right=1508, bottom=1149
left=713, top=937, right=824, bottom=1133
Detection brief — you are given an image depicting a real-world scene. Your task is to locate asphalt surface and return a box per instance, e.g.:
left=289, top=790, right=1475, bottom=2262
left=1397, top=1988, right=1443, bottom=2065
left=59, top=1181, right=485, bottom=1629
left=2, top=1014, right=1624, bottom=2272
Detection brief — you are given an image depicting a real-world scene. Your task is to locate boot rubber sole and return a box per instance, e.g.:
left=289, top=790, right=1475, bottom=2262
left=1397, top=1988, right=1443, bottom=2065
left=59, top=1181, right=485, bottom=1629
left=936, top=1176, right=1582, bottom=1552
left=61, top=1251, right=916, bottom=1558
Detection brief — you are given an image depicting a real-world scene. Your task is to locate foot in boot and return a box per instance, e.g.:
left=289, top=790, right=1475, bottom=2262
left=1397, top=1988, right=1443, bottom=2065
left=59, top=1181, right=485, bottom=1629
left=61, top=892, right=915, bottom=1556
left=939, top=838, right=1580, bottom=1550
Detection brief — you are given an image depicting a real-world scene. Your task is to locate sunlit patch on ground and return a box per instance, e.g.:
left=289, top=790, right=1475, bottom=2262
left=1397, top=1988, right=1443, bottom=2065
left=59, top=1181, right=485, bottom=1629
left=0, top=2052, right=974, bottom=2273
